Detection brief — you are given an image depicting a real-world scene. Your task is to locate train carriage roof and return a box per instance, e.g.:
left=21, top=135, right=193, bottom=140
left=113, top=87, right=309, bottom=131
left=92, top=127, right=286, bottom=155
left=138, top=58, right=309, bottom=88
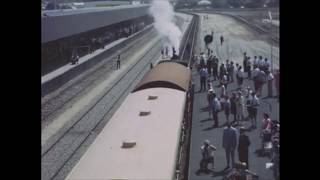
left=132, top=61, right=191, bottom=92
left=66, top=87, right=186, bottom=179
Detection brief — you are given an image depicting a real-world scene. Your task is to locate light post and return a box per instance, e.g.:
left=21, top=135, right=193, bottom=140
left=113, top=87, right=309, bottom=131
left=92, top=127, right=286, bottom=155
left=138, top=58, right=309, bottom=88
left=268, top=11, right=273, bottom=72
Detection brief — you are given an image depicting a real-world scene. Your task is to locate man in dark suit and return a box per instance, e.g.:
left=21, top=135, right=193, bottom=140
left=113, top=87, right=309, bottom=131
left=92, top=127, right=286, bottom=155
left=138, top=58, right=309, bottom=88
left=238, top=127, right=251, bottom=169
left=222, top=122, right=238, bottom=169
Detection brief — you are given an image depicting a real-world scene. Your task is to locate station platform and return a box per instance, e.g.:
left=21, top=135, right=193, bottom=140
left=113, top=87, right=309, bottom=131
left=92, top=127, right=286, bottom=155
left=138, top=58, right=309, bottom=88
left=41, top=24, right=154, bottom=97
left=187, top=67, right=279, bottom=180
left=42, top=24, right=153, bottom=83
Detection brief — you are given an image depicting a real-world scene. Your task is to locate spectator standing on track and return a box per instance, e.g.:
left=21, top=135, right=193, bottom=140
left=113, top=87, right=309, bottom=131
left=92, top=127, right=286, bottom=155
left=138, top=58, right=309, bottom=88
left=246, top=56, right=252, bottom=79
left=238, top=127, right=251, bottom=169
left=266, top=70, right=274, bottom=97
left=207, top=56, right=213, bottom=76
left=220, top=35, right=224, bottom=45
left=212, top=56, right=219, bottom=81
left=222, top=122, right=238, bottom=169
left=220, top=84, right=226, bottom=98
left=252, top=65, right=260, bottom=91
left=258, top=56, right=264, bottom=69
left=236, top=66, right=244, bottom=90
left=249, top=91, right=260, bottom=129
left=116, top=54, right=121, bottom=69
left=261, top=113, right=272, bottom=149
left=221, top=74, right=228, bottom=90
left=161, top=48, right=164, bottom=59
left=263, top=58, right=270, bottom=72
left=200, top=140, right=217, bottom=172
left=245, top=89, right=253, bottom=121
left=207, top=88, right=215, bottom=118
left=199, top=67, right=208, bottom=92
left=243, top=52, right=248, bottom=73
left=71, top=49, right=79, bottom=65
left=230, top=92, right=237, bottom=123
left=200, top=54, right=205, bottom=69
left=236, top=91, right=245, bottom=125
left=256, top=70, right=266, bottom=96
left=211, top=93, right=221, bottom=127
left=228, top=61, right=235, bottom=82
left=226, top=60, right=231, bottom=81
left=165, top=46, right=169, bottom=58
left=224, top=95, right=231, bottom=123
left=219, top=63, right=227, bottom=81
left=253, top=56, right=258, bottom=67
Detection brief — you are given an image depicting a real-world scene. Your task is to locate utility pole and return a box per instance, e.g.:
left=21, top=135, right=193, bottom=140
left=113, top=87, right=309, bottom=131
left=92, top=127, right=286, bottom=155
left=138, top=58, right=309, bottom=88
left=268, top=11, right=273, bottom=72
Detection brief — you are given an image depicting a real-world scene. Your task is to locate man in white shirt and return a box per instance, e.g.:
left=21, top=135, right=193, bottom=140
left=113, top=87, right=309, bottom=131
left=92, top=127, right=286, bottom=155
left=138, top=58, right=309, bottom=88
left=266, top=71, right=274, bottom=97
left=253, top=56, right=258, bottom=67
left=250, top=91, right=260, bottom=128
left=263, top=58, right=270, bottom=72
left=256, top=70, right=266, bottom=96
left=258, top=56, right=264, bottom=69
left=252, top=67, right=260, bottom=92
left=236, top=66, right=244, bottom=90
left=200, top=68, right=208, bottom=92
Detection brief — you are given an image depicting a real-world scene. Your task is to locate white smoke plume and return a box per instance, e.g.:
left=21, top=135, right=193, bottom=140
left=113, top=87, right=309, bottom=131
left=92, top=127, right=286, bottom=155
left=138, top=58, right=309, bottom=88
left=149, top=0, right=182, bottom=55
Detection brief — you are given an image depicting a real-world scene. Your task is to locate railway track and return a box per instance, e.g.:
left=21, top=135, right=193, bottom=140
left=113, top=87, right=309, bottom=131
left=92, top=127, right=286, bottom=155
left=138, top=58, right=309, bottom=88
left=179, top=14, right=199, bottom=67
left=41, top=36, right=163, bottom=180
left=188, top=10, right=279, bottom=44
left=41, top=28, right=157, bottom=125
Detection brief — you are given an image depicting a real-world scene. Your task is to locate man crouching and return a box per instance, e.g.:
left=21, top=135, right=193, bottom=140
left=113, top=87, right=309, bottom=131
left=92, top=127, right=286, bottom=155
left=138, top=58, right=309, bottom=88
left=199, top=139, right=217, bottom=173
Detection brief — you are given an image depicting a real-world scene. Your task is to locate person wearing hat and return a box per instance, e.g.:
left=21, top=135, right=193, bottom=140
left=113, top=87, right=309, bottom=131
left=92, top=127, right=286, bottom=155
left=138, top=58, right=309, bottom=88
left=238, top=127, right=251, bottom=169
left=200, top=139, right=217, bottom=172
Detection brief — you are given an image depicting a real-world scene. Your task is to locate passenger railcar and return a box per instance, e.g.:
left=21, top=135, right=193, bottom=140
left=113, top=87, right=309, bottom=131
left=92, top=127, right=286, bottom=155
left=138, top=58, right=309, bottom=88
left=66, top=61, right=192, bottom=180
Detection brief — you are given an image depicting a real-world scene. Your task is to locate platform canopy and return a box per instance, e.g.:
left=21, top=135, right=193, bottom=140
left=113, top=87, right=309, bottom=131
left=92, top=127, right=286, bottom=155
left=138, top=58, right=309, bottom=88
left=41, top=4, right=150, bottom=43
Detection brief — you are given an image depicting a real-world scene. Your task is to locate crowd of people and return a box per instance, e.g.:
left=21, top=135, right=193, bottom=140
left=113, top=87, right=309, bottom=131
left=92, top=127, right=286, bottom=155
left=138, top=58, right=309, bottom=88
left=194, top=51, right=280, bottom=180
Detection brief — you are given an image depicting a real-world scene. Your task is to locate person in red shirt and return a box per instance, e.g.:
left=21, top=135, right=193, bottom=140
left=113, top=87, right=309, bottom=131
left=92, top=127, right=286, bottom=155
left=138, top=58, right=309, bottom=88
left=261, top=113, right=273, bottom=149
